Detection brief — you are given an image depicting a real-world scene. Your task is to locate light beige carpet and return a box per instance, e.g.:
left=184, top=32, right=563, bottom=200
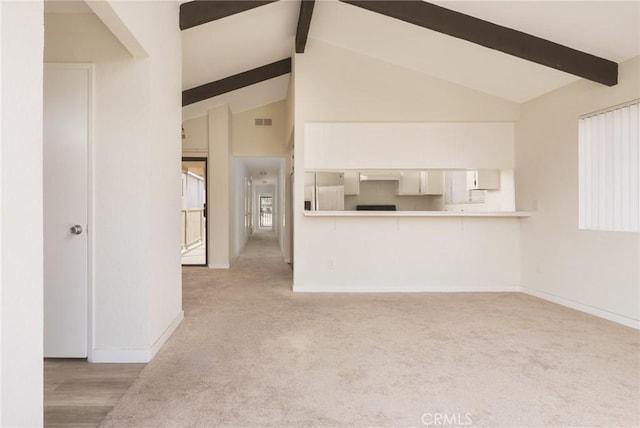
left=101, top=232, right=639, bottom=427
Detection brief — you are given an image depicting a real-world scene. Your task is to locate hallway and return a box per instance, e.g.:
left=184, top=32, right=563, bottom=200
left=101, top=232, right=638, bottom=427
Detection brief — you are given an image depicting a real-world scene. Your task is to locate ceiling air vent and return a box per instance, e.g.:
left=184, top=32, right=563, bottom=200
left=254, top=118, right=272, bottom=127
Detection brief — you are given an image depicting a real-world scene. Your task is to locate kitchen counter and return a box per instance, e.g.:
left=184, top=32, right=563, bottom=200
left=303, top=211, right=532, bottom=217
left=296, top=209, right=525, bottom=292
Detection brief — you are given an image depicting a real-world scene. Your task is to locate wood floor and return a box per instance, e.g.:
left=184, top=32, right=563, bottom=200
left=44, top=359, right=145, bottom=428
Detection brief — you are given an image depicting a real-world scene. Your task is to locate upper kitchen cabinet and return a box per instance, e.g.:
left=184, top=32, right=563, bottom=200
left=397, top=171, right=422, bottom=195
left=467, top=169, right=500, bottom=190
left=397, top=170, right=444, bottom=195
left=421, top=170, right=444, bottom=195
left=344, top=171, right=360, bottom=195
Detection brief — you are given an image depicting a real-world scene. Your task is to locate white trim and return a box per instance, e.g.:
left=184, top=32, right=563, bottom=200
left=292, top=284, right=639, bottom=329
left=521, top=287, right=639, bottom=330
left=182, top=150, right=208, bottom=158
left=293, top=284, right=519, bottom=293
left=284, top=258, right=292, bottom=264
left=149, top=310, right=184, bottom=360
left=209, top=263, right=230, bottom=269
left=89, top=310, right=184, bottom=363
left=90, top=348, right=153, bottom=363
left=181, top=240, right=204, bottom=255
left=0, top=3, right=3, bottom=418
left=87, top=64, right=95, bottom=362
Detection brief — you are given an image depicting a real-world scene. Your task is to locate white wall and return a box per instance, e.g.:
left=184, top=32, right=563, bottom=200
left=284, top=61, right=294, bottom=263
left=285, top=65, right=294, bottom=145
left=516, top=56, right=640, bottom=328
left=0, top=2, right=3, bottom=420
left=304, top=122, right=515, bottom=170
left=195, top=101, right=290, bottom=266
left=182, top=115, right=208, bottom=157
left=294, top=39, right=521, bottom=291
left=233, top=101, right=287, bottom=157
left=295, top=40, right=520, bottom=123
left=184, top=103, right=287, bottom=164
left=232, top=103, right=288, bottom=258
left=278, top=158, right=290, bottom=260
left=124, top=1, right=183, bottom=352
left=209, top=105, right=232, bottom=268
left=231, top=159, right=250, bottom=261
left=45, top=2, right=183, bottom=361
left=0, top=1, right=44, bottom=425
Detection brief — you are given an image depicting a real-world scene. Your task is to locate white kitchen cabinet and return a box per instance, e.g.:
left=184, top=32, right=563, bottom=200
left=420, top=170, right=444, bottom=195
left=397, top=170, right=444, bottom=195
left=467, top=169, right=500, bottom=190
left=344, top=171, right=360, bottom=195
left=397, top=171, right=422, bottom=195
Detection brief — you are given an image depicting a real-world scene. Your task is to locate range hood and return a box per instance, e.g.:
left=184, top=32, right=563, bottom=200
left=359, top=171, right=401, bottom=181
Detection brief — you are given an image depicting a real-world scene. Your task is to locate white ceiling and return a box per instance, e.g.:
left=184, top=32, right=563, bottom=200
left=309, top=0, right=640, bottom=103
left=182, top=1, right=297, bottom=89
left=182, top=74, right=290, bottom=120
left=431, top=1, right=640, bottom=63
left=239, top=157, right=284, bottom=185
left=181, top=0, right=640, bottom=116
left=181, top=0, right=297, bottom=117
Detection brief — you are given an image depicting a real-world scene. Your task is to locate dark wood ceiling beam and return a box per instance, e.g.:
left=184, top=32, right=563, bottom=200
left=182, top=58, right=292, bottom=106
left=180, top=0, right=278, bottom=30
left=340, top=0, right=617, bottom=86
left=296, top=0, right=315, bottom=53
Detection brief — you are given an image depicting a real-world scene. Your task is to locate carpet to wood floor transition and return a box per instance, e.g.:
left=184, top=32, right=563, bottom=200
left=100, top=231, right=639, bottom=427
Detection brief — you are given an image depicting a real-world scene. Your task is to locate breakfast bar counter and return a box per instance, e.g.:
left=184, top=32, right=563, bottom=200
left=303, top=211, right=532, bottom=217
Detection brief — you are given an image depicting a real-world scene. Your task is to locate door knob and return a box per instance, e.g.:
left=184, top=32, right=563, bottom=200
left=70, top=225, right=83, bottom=235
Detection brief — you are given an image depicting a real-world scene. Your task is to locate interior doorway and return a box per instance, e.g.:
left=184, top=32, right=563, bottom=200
left=181, top=158, right=207, bottom=266
left=232, top=156, right=290, bottom=264
left=43, top=63, right=92, bottom=358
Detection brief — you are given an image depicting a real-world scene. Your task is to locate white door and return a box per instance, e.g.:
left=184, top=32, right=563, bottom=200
left=43, top=64, right=91, bottom=358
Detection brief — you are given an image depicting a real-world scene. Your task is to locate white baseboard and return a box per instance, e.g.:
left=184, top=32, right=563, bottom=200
left=520, top=287, right=639, bottom=330
left=90, top=348, right=153, bottom=363
left=284, top=258, right=292, bottom=263
left=293, top=284, right=519, bottom=293
left=89, top=310, right=184, bottom=363
left=292, top=284, right=638, bottom=329
left=149, top=310, right=184, bottom=360
left=209, top=263, right=230, bottom=269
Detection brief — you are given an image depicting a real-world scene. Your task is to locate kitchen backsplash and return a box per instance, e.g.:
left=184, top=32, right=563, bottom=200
left=344, top=181, right=443, bottom=211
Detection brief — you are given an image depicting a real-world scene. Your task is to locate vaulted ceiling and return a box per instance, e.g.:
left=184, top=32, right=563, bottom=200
left=181, top=0, right=640, bottom=120
left=181, top=0, right=298, bottom=119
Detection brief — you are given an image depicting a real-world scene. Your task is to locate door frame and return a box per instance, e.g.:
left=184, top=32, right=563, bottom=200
left=181, top=157, right=208, bottom=267
left=258, top=193, right=274, bottom=229
left=44, top=62, right=95, bottom=360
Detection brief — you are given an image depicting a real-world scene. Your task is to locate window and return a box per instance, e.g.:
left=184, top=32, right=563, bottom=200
left=578, top=100, right=639, bottom=232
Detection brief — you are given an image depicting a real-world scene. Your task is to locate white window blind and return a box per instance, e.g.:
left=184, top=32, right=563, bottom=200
left=578, top=100, right=640, bottom=232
